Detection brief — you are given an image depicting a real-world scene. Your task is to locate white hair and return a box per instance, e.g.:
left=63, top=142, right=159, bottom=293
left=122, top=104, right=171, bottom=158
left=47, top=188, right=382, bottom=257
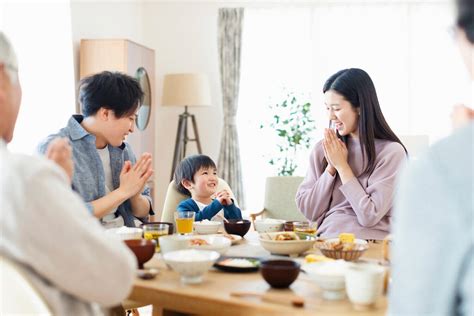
left=0, top=32, right=18, bottom=83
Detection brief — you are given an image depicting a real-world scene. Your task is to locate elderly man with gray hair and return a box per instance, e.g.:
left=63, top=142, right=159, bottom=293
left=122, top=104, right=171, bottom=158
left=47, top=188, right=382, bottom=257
left=0, top=32, right=136, bottom=315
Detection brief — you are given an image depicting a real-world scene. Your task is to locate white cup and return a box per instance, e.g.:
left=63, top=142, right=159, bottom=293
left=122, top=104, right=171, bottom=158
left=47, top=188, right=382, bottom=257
left=345, top=263, right=385, bottom=311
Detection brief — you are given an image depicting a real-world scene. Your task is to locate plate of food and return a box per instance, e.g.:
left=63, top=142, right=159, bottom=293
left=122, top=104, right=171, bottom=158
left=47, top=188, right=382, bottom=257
left=219, top=233, right=243, bottom=245
left=214, top=256, right=260, bottom=272
left=188, top=235, right=231, bottom=255
left=258, top=231, right=317, bottom=256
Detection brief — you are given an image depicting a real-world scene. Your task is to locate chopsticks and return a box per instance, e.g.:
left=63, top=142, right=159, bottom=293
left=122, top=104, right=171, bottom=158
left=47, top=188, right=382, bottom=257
left=230, top=291, right=305, bottom=308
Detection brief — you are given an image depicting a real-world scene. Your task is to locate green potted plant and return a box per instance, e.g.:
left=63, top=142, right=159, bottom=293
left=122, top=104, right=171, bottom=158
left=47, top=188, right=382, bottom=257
left=261, top=92, right=315, bottom=176
left=252, top=92, right=315, bottom=222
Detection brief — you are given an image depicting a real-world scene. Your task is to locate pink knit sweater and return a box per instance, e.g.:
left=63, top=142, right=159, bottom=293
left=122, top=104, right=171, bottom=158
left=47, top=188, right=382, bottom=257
left=296, top=137, right=406, bottom=240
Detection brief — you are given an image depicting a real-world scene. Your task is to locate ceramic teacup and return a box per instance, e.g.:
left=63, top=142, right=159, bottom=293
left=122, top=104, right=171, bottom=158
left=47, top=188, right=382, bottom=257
left=345, top=263, right=385, bottom=311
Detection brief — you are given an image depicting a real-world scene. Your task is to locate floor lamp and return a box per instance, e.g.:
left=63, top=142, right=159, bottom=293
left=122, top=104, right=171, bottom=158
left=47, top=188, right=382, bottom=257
left=162, top=73, right=212, bottom=180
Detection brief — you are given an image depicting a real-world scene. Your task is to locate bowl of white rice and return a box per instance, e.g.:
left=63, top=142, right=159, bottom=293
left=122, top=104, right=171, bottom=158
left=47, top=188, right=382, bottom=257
left=193, top=220, right=222, bottom=234
left=163, top=249, right=220, bottom=284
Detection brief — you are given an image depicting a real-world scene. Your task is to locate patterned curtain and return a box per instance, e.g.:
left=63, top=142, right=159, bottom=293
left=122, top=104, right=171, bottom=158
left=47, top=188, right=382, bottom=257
left=217, top=8, right=245, bottom=209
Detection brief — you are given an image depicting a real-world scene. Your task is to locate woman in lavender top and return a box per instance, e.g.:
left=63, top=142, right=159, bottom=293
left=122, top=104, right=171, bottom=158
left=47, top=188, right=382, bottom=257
left=296, top=68, right=407, bottom=240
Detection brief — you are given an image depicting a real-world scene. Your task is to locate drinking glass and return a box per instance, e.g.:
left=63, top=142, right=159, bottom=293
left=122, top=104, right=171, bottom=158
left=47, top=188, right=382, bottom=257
left=293, top=221, right=317, bottom=236
left=174, top=211, right=195, bottom=235
left=143, top=223, right=169, bottom=252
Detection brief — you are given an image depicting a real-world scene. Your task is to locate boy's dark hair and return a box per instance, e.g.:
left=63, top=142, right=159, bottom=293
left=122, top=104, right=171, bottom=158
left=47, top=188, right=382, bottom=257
left=456, top=0, right=474, bottom=43
left=79, top=71, right=144, bottom=118
left=174, top=155, right=217, bottom=196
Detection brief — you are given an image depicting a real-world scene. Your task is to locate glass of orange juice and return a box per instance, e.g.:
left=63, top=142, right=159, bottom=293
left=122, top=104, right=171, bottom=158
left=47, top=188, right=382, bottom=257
left=174, top=211, right=195, bottom=235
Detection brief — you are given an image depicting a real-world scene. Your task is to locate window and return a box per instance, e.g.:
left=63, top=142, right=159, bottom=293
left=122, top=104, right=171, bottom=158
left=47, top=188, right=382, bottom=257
left=237, top=2, right=471, bottom=210
left=0, top=1, right=75, bottom=154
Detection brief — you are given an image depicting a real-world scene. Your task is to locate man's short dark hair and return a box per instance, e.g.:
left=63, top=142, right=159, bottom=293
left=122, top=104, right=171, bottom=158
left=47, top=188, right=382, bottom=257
left=174, top=155, right=217, bottom=196
left=456, top=0, right=474, bottom=43
left=79, top=71, right=144, bottom=118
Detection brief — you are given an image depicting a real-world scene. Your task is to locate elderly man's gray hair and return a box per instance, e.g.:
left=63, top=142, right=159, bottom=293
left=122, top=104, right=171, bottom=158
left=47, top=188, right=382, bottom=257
left=0, top=32, right=18, bottom=83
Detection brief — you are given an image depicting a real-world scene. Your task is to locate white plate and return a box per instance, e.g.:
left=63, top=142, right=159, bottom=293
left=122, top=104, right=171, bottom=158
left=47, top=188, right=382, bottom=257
left=221, top=234, right=243, bottom=245
left=207, top=233, right=242, bottom=245
left=188, top=235, right=231, bottom=254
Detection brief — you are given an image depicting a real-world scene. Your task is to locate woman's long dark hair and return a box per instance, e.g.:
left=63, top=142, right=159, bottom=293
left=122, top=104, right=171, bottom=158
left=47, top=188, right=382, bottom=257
left=322, top=68, right=407, bottom=176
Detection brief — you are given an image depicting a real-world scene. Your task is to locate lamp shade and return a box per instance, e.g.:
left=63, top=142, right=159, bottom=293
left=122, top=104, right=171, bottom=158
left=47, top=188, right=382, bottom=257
left=161, top=73, right=212, bottom=107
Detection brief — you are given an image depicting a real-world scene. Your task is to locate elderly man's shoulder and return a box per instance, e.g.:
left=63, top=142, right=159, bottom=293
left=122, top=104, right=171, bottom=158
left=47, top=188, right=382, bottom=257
left=428, top=123, right=473, bottom=166
left=404, top=123, right=473, bottom=193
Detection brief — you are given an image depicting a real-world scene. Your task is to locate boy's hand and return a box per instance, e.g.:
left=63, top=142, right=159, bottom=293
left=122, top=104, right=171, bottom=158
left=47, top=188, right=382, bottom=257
left=216, top=190, right=232, bottom=206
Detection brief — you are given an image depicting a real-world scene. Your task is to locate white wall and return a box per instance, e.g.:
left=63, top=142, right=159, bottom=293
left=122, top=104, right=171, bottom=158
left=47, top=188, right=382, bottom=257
left=70, top=0, right=145, bottom=101
left=1, top=1, right=76, bottom=155
left=70, top=1, right=224, bottom=216
left=141, top=2, right=223, bottom=214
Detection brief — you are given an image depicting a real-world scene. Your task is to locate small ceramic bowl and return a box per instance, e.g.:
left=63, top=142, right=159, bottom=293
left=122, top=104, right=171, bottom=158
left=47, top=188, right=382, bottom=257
left=260, top=259, right=300, bottom=288
left=159, top=235, right=191, bottom=255
left=254, top=219, right=285, bottom=233
left=223, top=219, right=251, bottom=237
left=124, top=239, right=155, bottom=269
left=303, top=260, right=348, bottom=300
left=193, top=220, right=221, bottom=234
left=163, top=249, right=220, bottom=284
left=284, top=221, right=298, bottom=231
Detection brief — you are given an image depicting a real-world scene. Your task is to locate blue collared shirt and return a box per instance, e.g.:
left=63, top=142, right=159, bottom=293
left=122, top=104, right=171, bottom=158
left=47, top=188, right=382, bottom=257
left=37, top=115, right=153, bottom=227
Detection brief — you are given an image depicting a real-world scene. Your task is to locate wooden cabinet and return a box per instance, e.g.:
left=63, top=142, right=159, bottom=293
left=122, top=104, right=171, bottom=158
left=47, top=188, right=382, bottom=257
left=80, top=39, right=156, bottom=206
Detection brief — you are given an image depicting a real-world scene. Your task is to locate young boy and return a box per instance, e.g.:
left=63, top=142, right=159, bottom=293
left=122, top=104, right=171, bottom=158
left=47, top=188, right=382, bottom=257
left=38, top=71, right=154, bottom=228
left=174, top=154, right=242, bottom=221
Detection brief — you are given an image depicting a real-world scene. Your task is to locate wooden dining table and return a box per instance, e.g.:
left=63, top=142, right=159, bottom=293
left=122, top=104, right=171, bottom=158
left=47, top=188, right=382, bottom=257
left=128, top=231, right=388, bottom=316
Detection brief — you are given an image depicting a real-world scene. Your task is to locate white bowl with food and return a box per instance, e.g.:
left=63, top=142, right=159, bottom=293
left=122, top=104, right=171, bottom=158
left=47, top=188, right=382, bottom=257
left=193, top=220, right=222, bottom=234
left=188, top=235, right=231, bottom=255
left=220, top=234, right=243, bottom=245
left=163, top=249, right=220, bottom=284
left=159, top=235, right=191, bottom=254
left=105, top=227, right=143, bottom=240
left=259, top=231, right=316, bottom=256
left=303, top=260, right=349, bottom=300
left=254, top=218, right=286, bottom=233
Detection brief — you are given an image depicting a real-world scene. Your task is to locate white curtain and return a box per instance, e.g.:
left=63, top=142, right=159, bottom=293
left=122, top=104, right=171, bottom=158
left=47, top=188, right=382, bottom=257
left=218, top=8, right=245, bottom=208
left=238, top=2, right=472, bottom=211
left=0, top=0, right=75, bottom=154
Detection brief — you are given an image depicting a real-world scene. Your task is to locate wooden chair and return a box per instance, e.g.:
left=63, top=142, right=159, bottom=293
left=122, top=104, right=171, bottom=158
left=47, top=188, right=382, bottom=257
left=249, top=176, right=307, bottom=225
